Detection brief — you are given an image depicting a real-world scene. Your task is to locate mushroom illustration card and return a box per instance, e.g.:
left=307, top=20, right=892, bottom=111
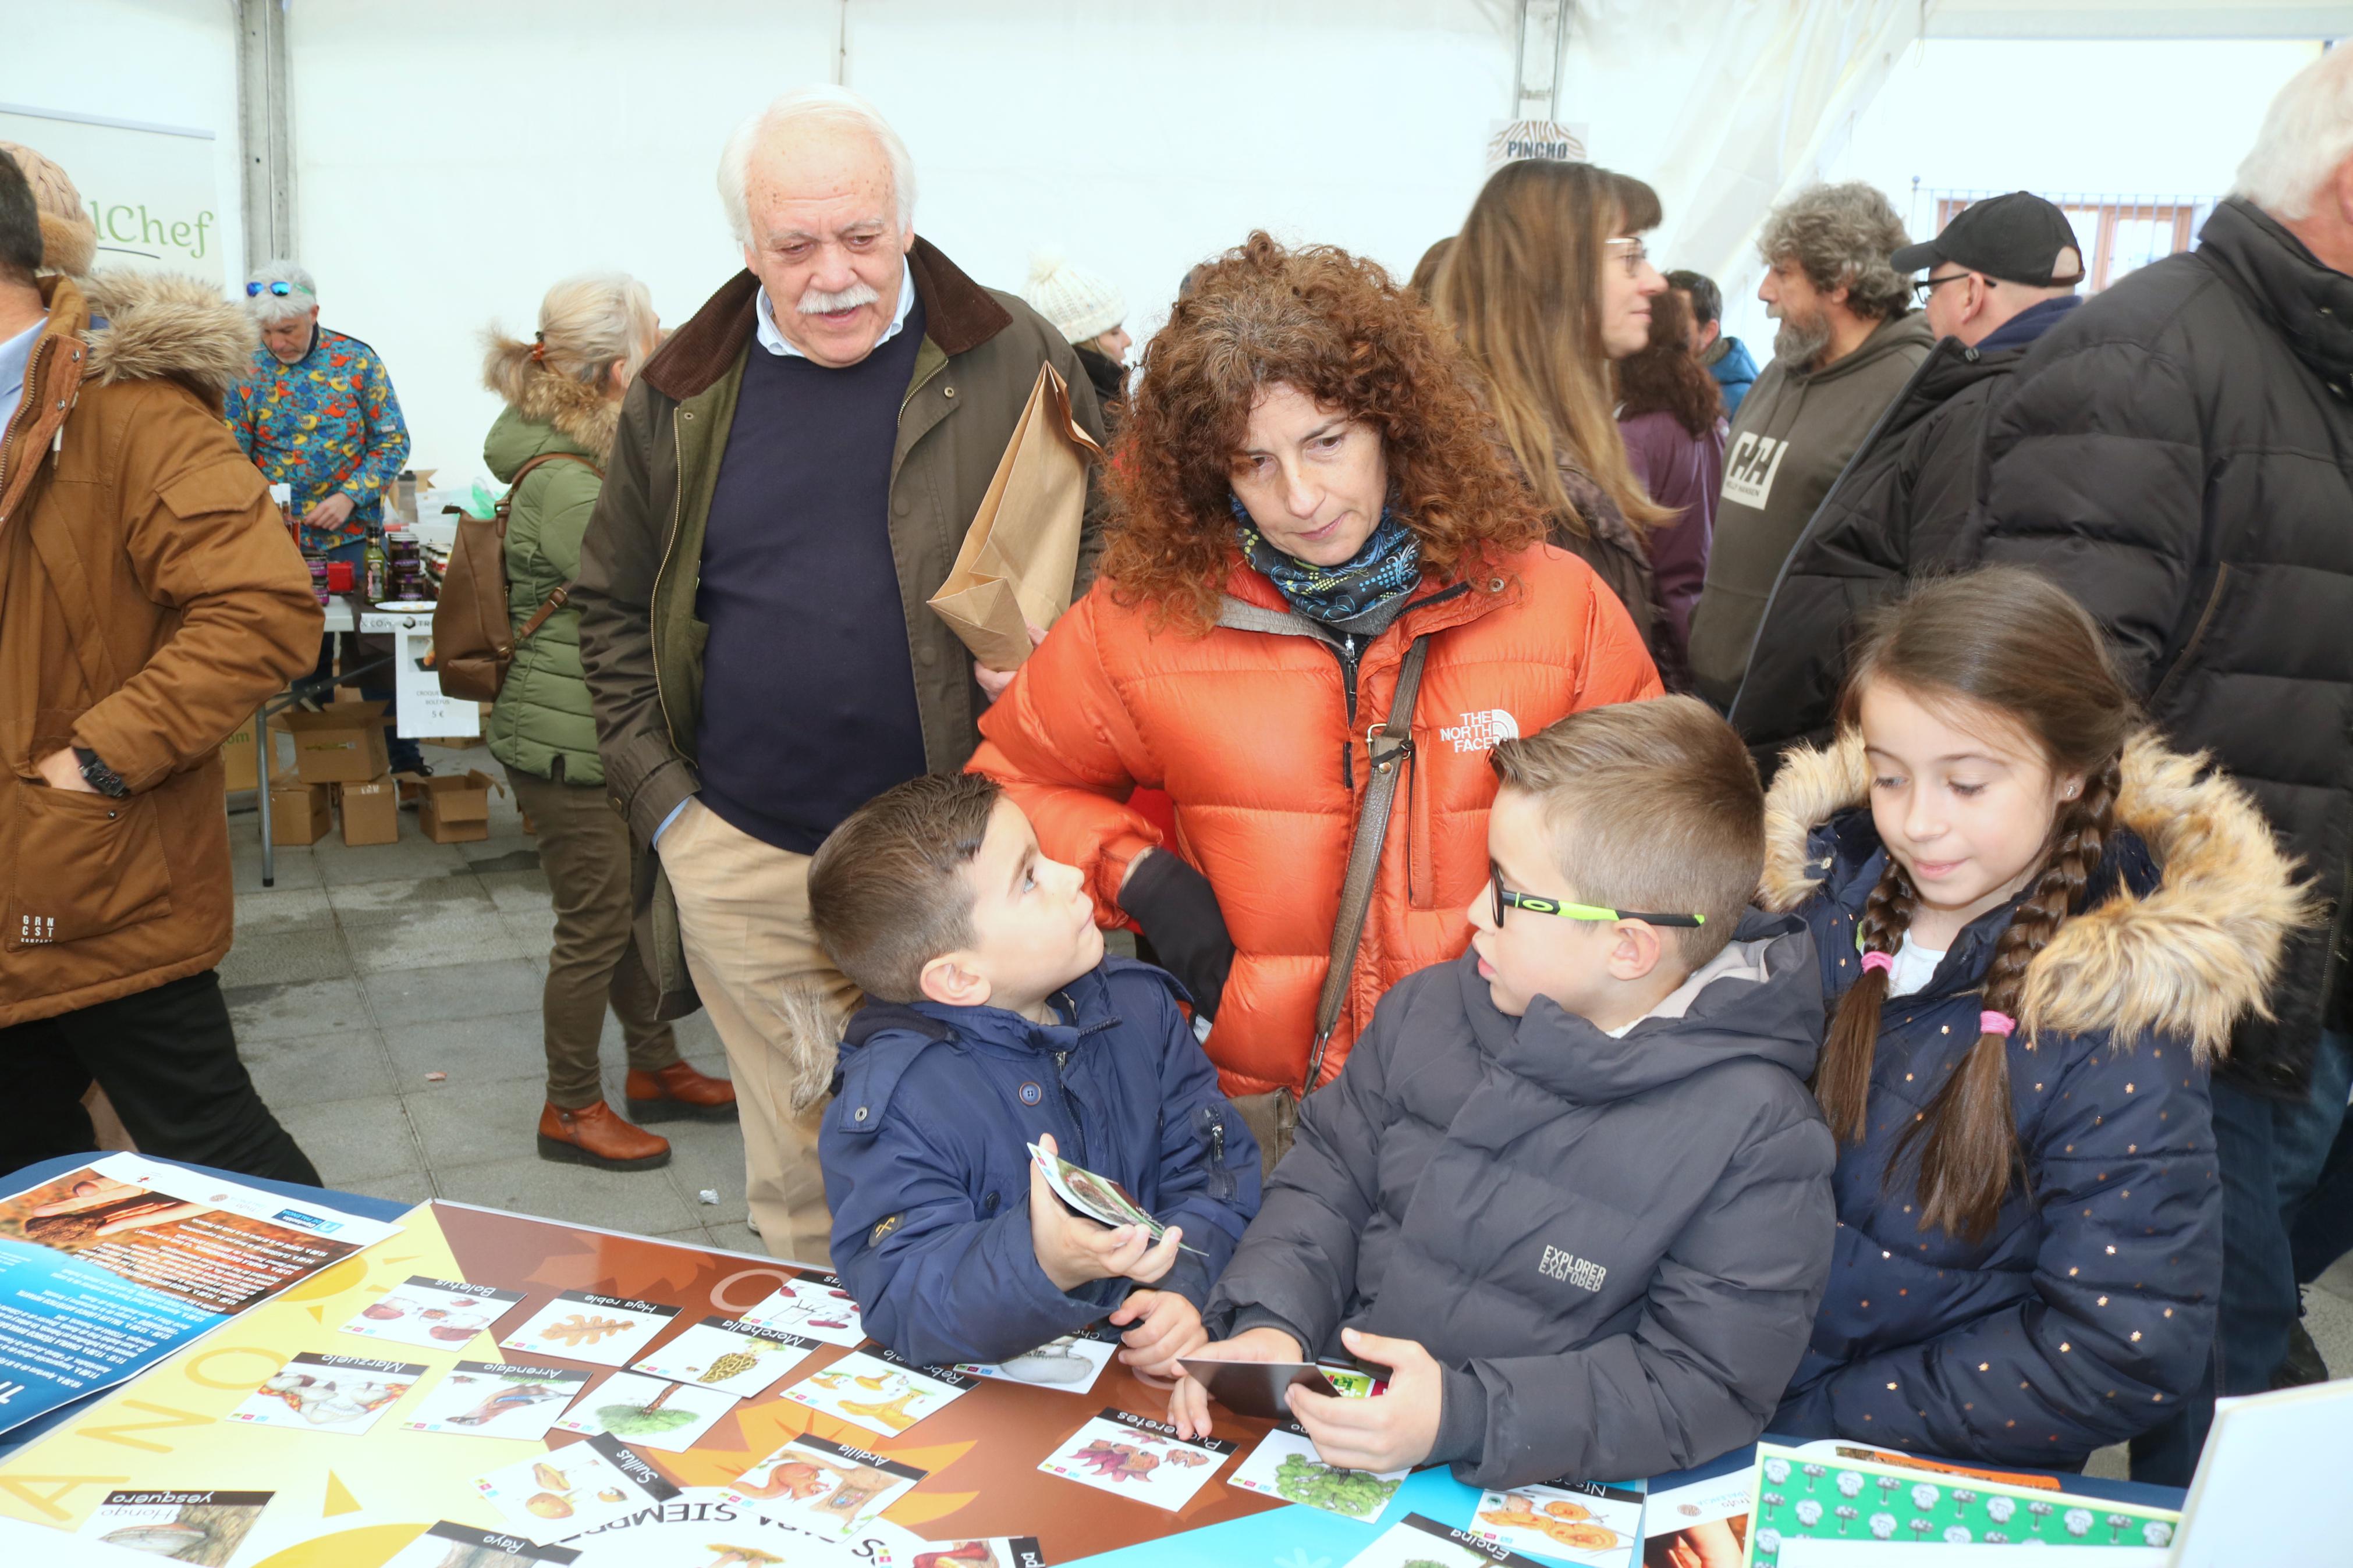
left=1035, top=1407, right=1236, bottom=1512
left=338, top=1275, right=527, bottom=1350
left=1226, top=1420, right=1407, bottom=1520
left=726, top=1432, right=929, bottom=1538
left=381, top=1520, right=581, bottom=1566
left=76, top=1489, right=275, bottom=1563
left=225, top=1351, right=423, bottom=1435
left=1342, top=1512, right=1548, bottom=1567
left=737, top=1270, right=869, bottom=1347
left=400, top=1360, right=591, bottom=1439
left=1467, top=1477, right=1644, bottom=1566
left=950, top=1325, right=1120, bottom=1393
left=474, top=1430, right=681, bottom=1541
left=630, top=1315, right=821, bottom=1398
left=551, top=1370, right=741, bottom=1453
left=779, top=1348, right=975, bottom=1439
left=501, top=1290, right=679, bottom=1368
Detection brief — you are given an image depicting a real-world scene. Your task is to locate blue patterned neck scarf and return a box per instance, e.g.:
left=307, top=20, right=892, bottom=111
left=1230, top=495, right=1423, bottom=628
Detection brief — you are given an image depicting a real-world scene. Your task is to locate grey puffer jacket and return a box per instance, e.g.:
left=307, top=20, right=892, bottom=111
left=1205, top=916, right=1837, bottom=1488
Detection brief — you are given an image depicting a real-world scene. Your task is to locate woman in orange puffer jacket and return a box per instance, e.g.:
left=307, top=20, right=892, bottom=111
left=971, top=234, right=1662, bottom=1114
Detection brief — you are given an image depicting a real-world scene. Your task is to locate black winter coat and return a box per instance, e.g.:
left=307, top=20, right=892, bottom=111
left=1760, top=730, right=2302, bottom=1467
left=1967, top=200, right=2353, bottom=1093
left=1204, top=920, right=1837, bottom=1489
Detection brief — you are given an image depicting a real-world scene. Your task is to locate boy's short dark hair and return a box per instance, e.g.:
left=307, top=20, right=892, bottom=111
left=1489, top=697, right=1762, bottom=969
left=0, top=154, right=42, bottom=285
left=1665, top=269, right=1722, bottom=327
left=809, top=773, right=1003, bottom=1004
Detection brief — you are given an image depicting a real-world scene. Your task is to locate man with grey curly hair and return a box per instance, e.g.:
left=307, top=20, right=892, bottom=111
left=1686, top=182, right=1930, bottom=704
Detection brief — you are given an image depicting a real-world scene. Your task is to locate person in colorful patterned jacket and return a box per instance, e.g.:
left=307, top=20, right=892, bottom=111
left=225, top=259, right=420, bottom=770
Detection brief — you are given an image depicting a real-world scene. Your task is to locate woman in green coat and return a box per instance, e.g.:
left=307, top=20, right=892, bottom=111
left=481, top=274, right=734, bottom=1170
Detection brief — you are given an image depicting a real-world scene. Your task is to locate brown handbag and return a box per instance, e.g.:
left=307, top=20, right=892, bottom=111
left=434, top=451, right=602, bottom=701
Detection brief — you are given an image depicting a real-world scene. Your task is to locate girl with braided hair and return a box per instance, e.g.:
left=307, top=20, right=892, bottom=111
left=1760, top=568, right=2308, bottom=1469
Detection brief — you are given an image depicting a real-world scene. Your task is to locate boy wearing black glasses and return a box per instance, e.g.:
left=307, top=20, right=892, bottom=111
left=1173, top=696, right=1836, bottom=1489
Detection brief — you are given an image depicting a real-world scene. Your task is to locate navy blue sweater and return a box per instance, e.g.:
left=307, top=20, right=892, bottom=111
left=694, top=300, right=929, bottom=854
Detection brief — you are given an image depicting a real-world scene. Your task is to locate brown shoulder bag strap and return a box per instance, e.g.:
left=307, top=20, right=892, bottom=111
left=500, top=451, right=604, bottom=637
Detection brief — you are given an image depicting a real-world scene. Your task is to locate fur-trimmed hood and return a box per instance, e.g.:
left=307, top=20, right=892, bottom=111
left=75, top=269, right=261, bottom=407
left=496, top=364, right=620, bottom=466
left=1761, top=729, right=2313, bottom=1064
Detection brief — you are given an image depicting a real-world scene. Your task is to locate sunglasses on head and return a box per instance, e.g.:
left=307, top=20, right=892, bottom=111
left=246, top=280, right=310, bottom=298
left=1488, top=862, right=1705, bottom=929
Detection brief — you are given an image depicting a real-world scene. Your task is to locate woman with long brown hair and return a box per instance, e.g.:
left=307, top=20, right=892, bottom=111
left=1614, top=285, right=1726, bottom=673
left=1758, top=568, right=2304, bottom=1469
left=1435, top=161, right=1681, bottom=685
left=971, top=233, right=1660, bottom=1141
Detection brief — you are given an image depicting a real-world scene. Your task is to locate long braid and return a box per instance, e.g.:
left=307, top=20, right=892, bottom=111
left=1814, top=858, right=1919, bottom=1144
left=1900, top=755, right=2124, bottom=1241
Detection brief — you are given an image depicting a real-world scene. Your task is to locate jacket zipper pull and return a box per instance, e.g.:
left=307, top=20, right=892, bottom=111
left=1340, top=738, right=1353, bottom=790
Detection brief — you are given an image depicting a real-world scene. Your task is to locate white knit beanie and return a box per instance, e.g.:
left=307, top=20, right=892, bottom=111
left=1025, top=249, right=1125, bottom=346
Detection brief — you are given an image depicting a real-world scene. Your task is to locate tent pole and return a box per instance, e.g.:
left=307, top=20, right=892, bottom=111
left=1513, top=0, right=1570, bottom=120
left=235, top=0, right=294, bottom=266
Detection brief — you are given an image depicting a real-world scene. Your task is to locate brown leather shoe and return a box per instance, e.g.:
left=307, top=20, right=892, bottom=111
left=537, top=1100, right=671, bottom=1171
left=626, top=1060, right=739, bottom=1123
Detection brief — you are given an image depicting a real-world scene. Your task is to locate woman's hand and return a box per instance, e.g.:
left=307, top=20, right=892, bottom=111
left=974, top=622, right=1049, bottom=704
left=1118, top=850, right=1236, bottom=1019
left=1166, top=1324, right=1303, bottom=1438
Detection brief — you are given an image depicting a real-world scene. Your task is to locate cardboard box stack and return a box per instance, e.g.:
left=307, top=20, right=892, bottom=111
left=281, top=700, right=402, bottom=848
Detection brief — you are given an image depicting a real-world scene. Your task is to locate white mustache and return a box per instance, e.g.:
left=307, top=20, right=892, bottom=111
left=798, top=281, right=879, bottom=315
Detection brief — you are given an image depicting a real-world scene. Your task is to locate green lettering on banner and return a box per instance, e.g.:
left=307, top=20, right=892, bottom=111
left=81, top=199, right=220, bottom=264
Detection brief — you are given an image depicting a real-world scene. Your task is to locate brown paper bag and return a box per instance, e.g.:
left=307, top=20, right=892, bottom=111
left=928, top=362, right=1103, bottom=670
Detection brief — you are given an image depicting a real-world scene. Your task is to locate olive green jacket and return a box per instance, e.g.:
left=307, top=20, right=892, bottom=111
left=574, top=240, right=1108, bottom=1013
left=482, top=375, right=616, bottom=785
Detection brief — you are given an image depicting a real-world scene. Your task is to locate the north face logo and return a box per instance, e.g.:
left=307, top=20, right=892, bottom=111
left=1539, top=1244, right=1607, bottom=1292
left=1440, top=709, right=1520, bottom=753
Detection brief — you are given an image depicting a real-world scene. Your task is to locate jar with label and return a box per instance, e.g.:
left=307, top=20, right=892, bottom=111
left=304, top=554, right=330, bottom=607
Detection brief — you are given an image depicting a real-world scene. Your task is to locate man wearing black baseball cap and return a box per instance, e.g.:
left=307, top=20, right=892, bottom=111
left=1726, top=191, right=2083, bottom=764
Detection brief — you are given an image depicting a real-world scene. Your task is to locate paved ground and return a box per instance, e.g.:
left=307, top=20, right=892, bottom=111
left=219, top=741, right=2352, bottom=1481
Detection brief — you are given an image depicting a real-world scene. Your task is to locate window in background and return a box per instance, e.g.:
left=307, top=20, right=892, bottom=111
left=1931, top=193, right=2214, bottom=292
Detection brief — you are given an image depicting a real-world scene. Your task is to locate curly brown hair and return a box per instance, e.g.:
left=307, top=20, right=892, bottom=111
left=1099, top=232, right=1545, bottom=632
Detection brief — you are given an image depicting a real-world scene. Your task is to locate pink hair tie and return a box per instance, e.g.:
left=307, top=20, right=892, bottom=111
left=1980, top=1011, right=2017, bottom=1039
left=1859, top=951, right=1894, bottom=975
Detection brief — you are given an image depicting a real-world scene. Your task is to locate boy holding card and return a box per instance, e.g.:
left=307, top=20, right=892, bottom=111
left=1174, top=699, right=1837, bottom=1488
left=810, top=773, right=1261, bottom=1373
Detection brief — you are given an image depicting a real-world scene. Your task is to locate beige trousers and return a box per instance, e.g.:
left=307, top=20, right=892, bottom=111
left=656, top=797, right=858, bottom=1265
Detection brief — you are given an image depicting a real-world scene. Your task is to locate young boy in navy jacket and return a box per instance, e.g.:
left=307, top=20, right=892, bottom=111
left=810, top=772, right=1260, bottom=1374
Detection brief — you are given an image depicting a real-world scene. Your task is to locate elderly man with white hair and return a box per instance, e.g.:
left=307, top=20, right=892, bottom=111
left=1964, top=45, right=2353, bottom=1484
left=574, top=86, right=1106, bottom=1258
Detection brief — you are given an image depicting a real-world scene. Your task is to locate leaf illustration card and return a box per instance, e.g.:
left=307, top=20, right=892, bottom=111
left=551, top=1370, right=740, bottom=1453
left=780, top=1347, right=975, bottom=1439
left=726, top=1432, right=929, bottom=1538
left=1344, top=1512, right=1550, bottom=1568
left=339, top=1275, right=527, bottom=1350
left=738, top=1269, right=869, bottom=1347
left=1226, top=1421, right=1406, bottom=1520
left=225, top=1351, right=423, bottom=1435
left=1027, top=1143, right=1204, bottom=1256
left=629, top=1314, right=820, bottom=1398
left=1468, top=1477, right=1645, bottom=1566
left=501, top=1290, right=679, bottom=1368
left=382, top=1521, right=581, bottom=1566
left=952, top=1325, right=1120, bottom=1393
left=1036, top=1407, right=1236, bottom=1512
left=474, top=1430, right=680, bottom=1542
left=401, top=1360, right=591, bottom=1440
left=77, top=1489, right=275, bottom=1563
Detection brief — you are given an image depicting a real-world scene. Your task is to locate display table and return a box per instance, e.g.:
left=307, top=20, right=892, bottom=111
left=0, top=1159, right=2187, bottom=1567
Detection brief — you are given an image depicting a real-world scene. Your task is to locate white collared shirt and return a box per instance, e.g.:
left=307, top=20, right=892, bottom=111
left=0, top=313, right=46, bottom=436
left=754, top=256, right=916, bottom=361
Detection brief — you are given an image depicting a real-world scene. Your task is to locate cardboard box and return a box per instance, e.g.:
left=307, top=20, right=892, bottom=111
left=282, top=701, right=389, bottom=784
left=220, top=710, right=261, bottom=793
left=338, top=776, right=400, bottom=846
left=417, top=769, right=499, bottom=844
left=269, top=781, right=332, bottom=845
left=392, top=771, right=431, bottom=807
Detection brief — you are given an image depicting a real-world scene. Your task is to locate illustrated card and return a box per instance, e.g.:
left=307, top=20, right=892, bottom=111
left=556, top=1488, right=851, bottom=1567
left=1343, top=1512, right=1549, bottom=1567
left=1027, top=1143, right=1203, bottom=1255
left=381, top=1521, right=581, bottom=1566
left=629, top=1314, right=819, bottom=1398
left=550, top=1370, right=740, bottom=1453
left=76, top=1489, right=274, bottom=1563
left=473, top=1430, right=681, bottom=1541
left=726, top=1431, right=929, bottom=1538
left=952, top=1325, right=1120, bottom=1393
left=225, top=1351, right=421, bottom=1435
left=499, top=1290, right=679, bottom=1368
left=400, top=1360, right=590, bottom=1440
left=780, top=1347, right=975, bottom=1439
left=1468, top=1477, right=1645, bottom=1566
left=338, top=1275, right=526, bottom=1350
left=1035, top=1407, right=1236, bottom=1512
left=922, top=1541, right=1049, bottom=1567
left=737, top=1269, right=870, bottom=1347
left=1226, top=1420, right=1406, bottom=1520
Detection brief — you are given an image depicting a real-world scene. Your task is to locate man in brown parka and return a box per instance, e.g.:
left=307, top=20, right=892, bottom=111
left=0, top=147, right=322, bottom=1181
